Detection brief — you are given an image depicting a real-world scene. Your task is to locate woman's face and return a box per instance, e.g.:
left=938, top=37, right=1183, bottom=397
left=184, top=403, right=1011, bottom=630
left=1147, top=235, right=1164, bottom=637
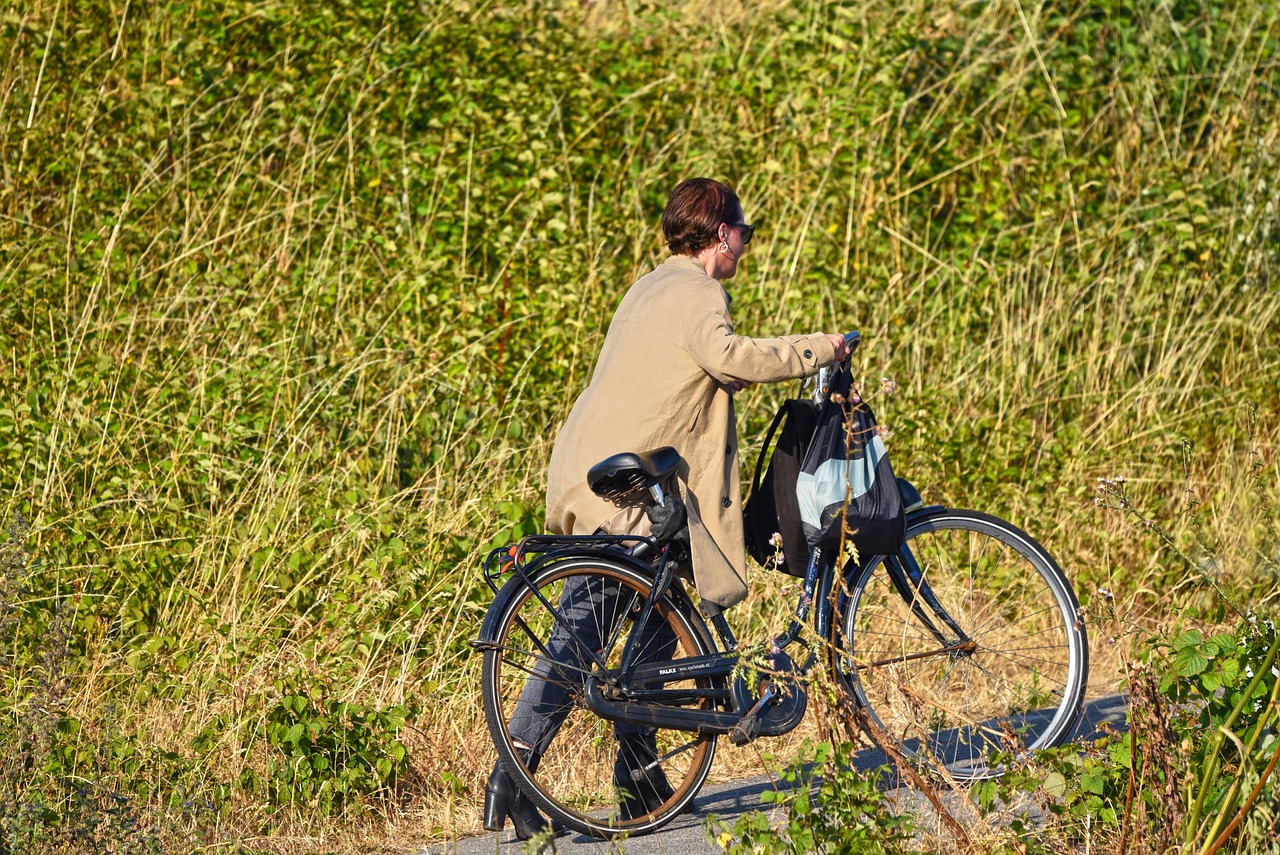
left=715, top=207, right=752, bottom=280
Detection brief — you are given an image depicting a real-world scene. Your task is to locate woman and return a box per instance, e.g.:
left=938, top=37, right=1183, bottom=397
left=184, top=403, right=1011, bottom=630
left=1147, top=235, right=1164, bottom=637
left=483, top=177, right=851, bottom=838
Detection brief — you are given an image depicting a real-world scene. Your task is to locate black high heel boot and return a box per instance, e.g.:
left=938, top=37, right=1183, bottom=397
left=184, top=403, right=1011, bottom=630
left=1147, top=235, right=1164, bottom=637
left=482, top=748, right=551, bottom=840
left=614, top=731, right=676, bottom=821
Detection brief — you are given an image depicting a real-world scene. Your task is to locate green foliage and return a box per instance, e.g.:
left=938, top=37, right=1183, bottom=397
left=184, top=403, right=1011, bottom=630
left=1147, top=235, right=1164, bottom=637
left=986, top=428, right=1280, bottom=852
left=249, top=672, right=415, bottom=818
left=709, top=741, right=916, bottom=854
left=992, top=616, right=1280, bottom=853
left=978, top=737, right=1131, bottom=846
left=1162, top=617, right=1280, bottom=850
left=0, top=517, right=208, bottom=853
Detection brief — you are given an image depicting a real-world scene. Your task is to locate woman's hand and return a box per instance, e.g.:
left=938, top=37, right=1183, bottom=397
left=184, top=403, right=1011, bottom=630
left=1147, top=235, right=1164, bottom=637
left=827, top=333, right=852, bottom=362
left=729, top=380, right=752, bottom=394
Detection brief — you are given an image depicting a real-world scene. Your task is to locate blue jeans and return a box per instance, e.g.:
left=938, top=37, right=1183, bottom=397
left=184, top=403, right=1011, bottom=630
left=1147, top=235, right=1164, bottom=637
left=506, top=568, right=678, bottom=758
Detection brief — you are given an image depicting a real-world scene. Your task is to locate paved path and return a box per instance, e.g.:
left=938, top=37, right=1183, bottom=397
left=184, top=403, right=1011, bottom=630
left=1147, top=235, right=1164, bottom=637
left=415, top=694, right=1127, bottom=855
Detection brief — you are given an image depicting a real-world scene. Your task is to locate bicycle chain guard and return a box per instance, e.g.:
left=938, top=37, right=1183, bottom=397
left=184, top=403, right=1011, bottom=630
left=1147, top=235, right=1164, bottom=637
left=729, top=649, right=807, bottom=743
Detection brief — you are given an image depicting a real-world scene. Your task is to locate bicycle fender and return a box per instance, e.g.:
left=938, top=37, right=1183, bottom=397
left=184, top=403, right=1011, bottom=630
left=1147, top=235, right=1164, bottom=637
left=905, top=504, right=949, bottom=525
left=474, top=547, right=697, bottom=647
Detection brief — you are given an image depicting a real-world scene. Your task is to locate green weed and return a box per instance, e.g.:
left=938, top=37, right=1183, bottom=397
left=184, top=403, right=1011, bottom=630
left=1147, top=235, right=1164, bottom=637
left=253, top=671, right=414, bottom=819
left=709, top=740, right=917, bottom=855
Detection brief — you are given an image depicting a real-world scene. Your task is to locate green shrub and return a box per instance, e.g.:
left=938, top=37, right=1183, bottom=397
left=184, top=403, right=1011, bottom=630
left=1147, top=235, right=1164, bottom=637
left=246, top=672, right=414, bottom=818
left=709, top=740, right=916, bottom=855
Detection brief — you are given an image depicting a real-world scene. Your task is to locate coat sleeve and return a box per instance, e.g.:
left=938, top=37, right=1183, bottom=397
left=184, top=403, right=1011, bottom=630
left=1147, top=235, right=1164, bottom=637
left=684, top=296, right=837, bottom=384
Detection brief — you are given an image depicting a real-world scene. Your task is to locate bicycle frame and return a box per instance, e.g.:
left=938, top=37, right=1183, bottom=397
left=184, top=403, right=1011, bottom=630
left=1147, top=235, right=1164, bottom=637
left=477, top=502, right=968, bottom=739
left=477, top=328, right=979, bottom=739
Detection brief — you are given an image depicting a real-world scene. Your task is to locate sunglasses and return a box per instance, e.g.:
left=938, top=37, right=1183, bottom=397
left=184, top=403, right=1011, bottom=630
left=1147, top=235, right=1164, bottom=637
left=726, top=222, right=755, bottom=245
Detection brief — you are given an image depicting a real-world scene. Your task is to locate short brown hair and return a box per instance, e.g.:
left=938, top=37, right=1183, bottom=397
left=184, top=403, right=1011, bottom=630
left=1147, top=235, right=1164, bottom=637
left=662, top=178, right=741, bottom=256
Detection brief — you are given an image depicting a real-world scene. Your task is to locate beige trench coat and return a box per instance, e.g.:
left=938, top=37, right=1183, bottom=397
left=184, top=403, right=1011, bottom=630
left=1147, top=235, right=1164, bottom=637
left=546, top=255, right=837, bottom=608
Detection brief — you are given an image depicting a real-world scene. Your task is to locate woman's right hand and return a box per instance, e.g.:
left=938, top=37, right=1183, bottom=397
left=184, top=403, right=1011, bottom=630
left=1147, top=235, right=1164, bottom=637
left=826, top=333, right=852, bottom=362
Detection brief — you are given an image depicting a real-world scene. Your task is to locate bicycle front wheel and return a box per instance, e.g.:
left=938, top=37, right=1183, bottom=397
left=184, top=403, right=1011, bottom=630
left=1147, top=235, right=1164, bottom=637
left=835, top=509, right=1088, bottom=780
left=480, top=556, right=720, bottom=839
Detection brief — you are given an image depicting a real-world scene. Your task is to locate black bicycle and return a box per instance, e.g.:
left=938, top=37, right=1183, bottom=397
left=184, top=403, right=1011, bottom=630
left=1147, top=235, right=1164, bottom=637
left=474, top=334, right=1089, bottom=839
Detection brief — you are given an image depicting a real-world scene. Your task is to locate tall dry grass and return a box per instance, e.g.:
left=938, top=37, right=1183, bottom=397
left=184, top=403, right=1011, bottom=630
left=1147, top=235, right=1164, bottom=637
left=1, top=0, right=1278, bottom=850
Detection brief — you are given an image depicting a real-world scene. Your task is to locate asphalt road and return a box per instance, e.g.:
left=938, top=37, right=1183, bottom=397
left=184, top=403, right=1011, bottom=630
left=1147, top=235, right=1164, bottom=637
left=415, top=694, right=1127, bottom=855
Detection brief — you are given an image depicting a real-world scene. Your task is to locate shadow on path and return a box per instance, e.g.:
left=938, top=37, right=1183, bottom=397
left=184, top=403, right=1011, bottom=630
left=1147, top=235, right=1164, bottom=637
left=417, top=694, right=1128, bottom=855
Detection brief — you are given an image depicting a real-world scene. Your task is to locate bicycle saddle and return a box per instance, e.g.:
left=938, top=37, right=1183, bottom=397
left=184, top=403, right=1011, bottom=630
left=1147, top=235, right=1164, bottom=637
left=587, top=447, right=683, bottom=502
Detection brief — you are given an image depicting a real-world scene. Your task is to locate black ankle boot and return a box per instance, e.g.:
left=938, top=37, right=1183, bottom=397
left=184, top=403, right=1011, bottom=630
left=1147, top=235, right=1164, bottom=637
left=614, top=732, right=676, bottom=821
left=482, top=748, right=552, bottom=840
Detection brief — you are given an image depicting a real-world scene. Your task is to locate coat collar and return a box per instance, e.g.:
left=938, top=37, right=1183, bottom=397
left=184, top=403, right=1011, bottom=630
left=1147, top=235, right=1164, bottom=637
left=660, top=254, right=732, bottom=304
left=661, top=254, right=706, bottom=274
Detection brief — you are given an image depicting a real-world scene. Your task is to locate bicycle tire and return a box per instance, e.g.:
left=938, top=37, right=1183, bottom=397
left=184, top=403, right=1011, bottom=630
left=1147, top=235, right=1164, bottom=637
left=834, top=509, right=1088, bottom=780
left=481, top=555, right=721, bottom=838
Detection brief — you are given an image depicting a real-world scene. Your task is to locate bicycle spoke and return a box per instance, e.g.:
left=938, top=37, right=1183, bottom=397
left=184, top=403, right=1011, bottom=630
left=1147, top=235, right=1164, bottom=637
left=500, top=650, right=595, bottom=688
left=839, top=510, right=1087, bottom=780
left=971, top=645, right=1071, bottom=679
left=962, top=596, right=1062, bottom=640
left=483, top=558, right=720, bottom=839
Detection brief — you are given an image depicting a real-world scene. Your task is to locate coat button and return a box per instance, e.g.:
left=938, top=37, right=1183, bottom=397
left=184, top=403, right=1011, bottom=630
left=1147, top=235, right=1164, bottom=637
left=722, top=496, right=732, bottom=508
left=803, top=349, right=813, bottom=359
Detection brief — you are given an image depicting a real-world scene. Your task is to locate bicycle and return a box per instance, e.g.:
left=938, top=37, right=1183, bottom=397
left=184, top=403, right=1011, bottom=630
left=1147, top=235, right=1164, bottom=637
left=473, top=332, right=1089, bottom=840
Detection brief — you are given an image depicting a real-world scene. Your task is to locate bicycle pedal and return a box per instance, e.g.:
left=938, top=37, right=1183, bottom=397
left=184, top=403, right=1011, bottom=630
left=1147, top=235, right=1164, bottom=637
left=729, top=716, right=762, bottom=746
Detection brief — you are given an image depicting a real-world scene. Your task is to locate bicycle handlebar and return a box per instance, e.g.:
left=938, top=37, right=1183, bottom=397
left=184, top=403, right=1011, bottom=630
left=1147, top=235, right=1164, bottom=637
left=812, top=330, right=860, bottom=403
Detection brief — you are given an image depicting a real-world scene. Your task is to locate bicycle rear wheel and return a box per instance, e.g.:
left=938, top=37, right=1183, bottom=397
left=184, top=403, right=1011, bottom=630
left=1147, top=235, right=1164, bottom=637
left=480, top=556, right=720, bottom=838
left=835, top=509, right=1088, bottom=780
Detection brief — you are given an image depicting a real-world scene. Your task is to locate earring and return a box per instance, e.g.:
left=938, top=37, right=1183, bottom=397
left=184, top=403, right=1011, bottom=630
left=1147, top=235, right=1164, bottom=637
left=721, top=240, right=729, bottom=252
